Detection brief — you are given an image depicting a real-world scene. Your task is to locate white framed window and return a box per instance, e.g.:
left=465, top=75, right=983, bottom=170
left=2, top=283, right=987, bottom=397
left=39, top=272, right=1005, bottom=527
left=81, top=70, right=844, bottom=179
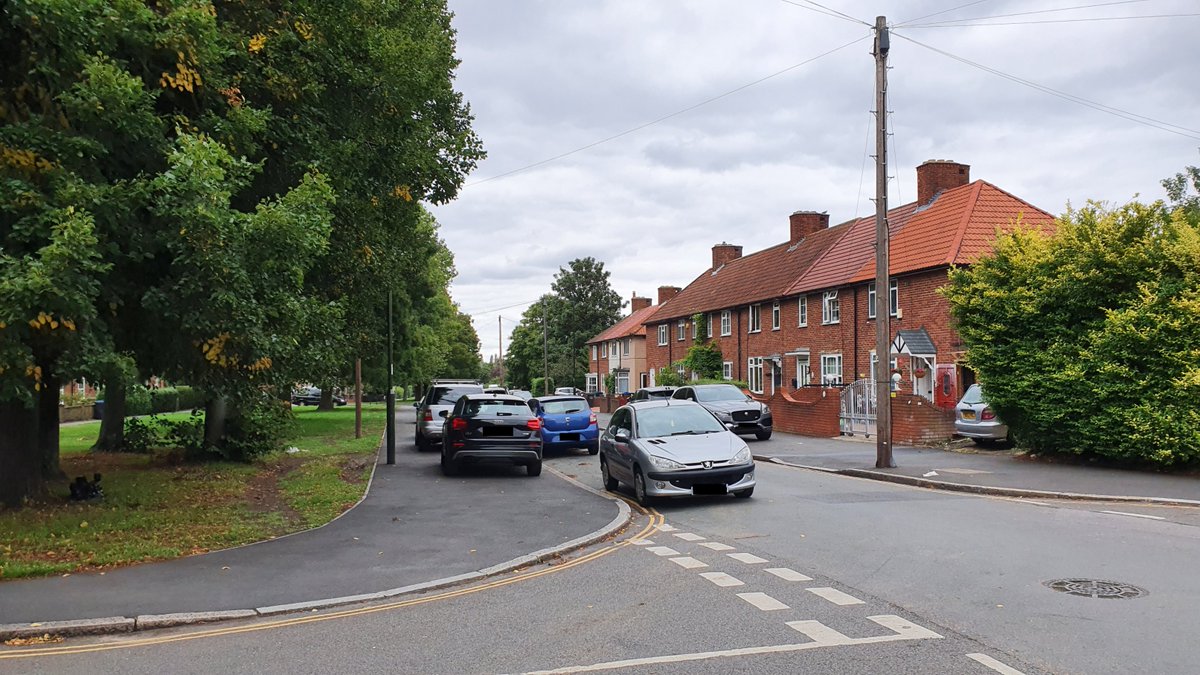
left=869, top=350, right=899, bottom=382
left=720, top=310, right=731, bottom=336
left=586, top=373, right=598, bottom=391
left=622, top=338, right=630, bottom=356
left=676, top=363, right=686, bottom=377
left=820, top=354, right=843, bottom=385
left=822, top=290, right=840, bottom=324
left=722, top=361, right=733, bottom=380
left=771, top=301, right=781, bottom=330
left=640, top=372, right=649, bottom=388
left=617, top=372, right=630, bottom=393
left=748, top=357, right=764, bottom=393
left=601, top=342, right=608, bottom=357
left=868, top=279, right=899, bottom=319
left=657, top=324, right=668, bottom=346
left=748, top=304, right=762, bottom=333
left=677, top=320, right=686, bottom=341
left=591, top=345, right=597, bottom=360
left=798, top=296, right=808, bottom=327
left=706, top=313, right=713, bottom=339
left=611, top=341, right=618, bottom=357
left=795, top=354, right=812, bottom=387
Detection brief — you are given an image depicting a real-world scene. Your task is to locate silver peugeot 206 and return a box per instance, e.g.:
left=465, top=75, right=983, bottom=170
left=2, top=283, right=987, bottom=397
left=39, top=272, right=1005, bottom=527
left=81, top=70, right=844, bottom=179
left=598, top=399, right=756, bottom=506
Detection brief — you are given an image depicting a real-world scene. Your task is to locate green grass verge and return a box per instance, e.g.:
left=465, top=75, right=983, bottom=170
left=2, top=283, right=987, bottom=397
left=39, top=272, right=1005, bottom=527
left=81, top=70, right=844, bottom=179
left=0, top=404, right=386, bottom=581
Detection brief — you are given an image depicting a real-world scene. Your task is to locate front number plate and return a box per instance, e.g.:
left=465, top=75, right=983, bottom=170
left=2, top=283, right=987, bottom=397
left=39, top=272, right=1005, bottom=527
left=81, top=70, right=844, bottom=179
left=693, top=484, right=728, bottom=496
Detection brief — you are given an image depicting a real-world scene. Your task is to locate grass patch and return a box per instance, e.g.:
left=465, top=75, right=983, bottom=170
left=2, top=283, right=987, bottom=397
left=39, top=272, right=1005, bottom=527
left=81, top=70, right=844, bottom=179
left=0, top=404, right=386, bottom=581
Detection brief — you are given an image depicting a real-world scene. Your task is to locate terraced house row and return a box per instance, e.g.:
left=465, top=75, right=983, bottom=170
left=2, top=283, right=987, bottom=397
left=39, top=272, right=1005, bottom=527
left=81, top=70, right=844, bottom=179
left=588, top=160, right=1055, bottom=443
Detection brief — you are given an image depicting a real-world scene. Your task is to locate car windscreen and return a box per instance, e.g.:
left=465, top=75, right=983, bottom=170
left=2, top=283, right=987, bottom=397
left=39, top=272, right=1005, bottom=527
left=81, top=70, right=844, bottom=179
left=645, top=390, right=672, bottom=398
left=433, top=386, right=482, bottom=405
left=960, top=384, right=985, bottom=405
left=694, top=385, right=748, bottom=402
left=464, top=399, right=529, bottom=416
left=636, top=405, right=724, bottom=438
left=540, top=399, right=588, bottom=415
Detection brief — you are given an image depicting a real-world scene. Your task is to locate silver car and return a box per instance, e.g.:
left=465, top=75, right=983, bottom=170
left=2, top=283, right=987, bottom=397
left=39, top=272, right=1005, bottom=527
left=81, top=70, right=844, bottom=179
left=954, top=384, right=1011, bottom=446
left=415, top=380, right=483, bottom=451
left=598, top=400, right=756, bottom=505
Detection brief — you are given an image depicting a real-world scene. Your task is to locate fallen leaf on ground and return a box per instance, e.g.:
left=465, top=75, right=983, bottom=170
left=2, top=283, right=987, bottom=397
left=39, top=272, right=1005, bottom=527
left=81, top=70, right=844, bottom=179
left=5, top=634, right=63, bottom=646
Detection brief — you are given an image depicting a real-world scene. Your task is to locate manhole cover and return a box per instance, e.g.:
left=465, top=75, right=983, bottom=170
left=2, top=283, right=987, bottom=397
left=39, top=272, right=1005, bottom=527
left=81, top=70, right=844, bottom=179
left=1044, top=579, right=1148, bottom=599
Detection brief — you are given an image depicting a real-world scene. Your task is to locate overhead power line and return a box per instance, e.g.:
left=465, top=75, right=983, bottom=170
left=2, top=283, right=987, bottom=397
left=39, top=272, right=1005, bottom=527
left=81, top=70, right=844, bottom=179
left=900, top=0, right=1155, bottom=27
left=895, top=0, right=993, bottom=28
left=907, top=12, right=1200, bottom=28
left=779, top=0, right=872, bottom=26
left=465, top=34, right=871, bottom=187
left=891, top=32, right=1200, bottom=141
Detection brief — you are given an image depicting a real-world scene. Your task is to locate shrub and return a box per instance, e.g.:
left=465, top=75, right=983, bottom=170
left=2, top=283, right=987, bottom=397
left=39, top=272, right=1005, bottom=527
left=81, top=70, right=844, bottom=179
left=162, top=409, right=206, bottom=458
left=215, top=396, right=294, bottom=462
left=149, top=387, right=179, bottom=414
left=125, top=384, right=152, bottom=416
left=174, top=385, right=206, bottom=411
left=121, top=417, right=158, bottom=453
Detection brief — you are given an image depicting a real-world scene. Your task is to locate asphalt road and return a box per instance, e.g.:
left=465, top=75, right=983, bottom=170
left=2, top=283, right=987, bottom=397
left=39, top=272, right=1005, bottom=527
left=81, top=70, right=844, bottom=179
left=4, top=432, right=1198, bottom=674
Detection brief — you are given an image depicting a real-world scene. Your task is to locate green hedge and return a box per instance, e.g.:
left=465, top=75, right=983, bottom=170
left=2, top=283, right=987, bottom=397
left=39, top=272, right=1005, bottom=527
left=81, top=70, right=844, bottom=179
left=125, top=385, right=206, bottom=416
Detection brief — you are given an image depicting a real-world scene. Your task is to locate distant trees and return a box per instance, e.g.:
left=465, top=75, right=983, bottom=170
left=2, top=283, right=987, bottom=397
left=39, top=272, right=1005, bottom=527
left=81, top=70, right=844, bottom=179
left=943, top=168, right=1200, bottom=467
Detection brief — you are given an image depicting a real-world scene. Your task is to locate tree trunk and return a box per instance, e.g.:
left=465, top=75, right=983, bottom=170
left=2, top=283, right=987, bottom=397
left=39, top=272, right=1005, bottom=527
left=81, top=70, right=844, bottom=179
left=0, top=400, right=41, bottom=507
left=317, top=385, right=334, bottom=411
left=37, top=372, right=64, bottom=479
left=204, top=396, right=228, bottom=449
left=92, top=380, right=128, bottom=452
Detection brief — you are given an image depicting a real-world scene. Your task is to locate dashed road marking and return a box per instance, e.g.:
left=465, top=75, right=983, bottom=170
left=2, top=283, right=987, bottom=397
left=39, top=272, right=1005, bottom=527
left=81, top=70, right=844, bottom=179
left=1100, top=510, right=1166, bottom=521
left=630, top=540, right=654, bottom=546
left=669, top=556, right=708, bottom=570
left=699, top=572, right=744, bottom=587
left=673, top=532, right=705, bottom=541
left=765, top=567, right=812, bottom=582
left=870, top=615, right=943, bottom=639
left=657, top=523, right=678, bottom=532
left=727, top=552, right=769, bottom=564
left=787, top=620, right=854, bottom=645
left=646, top=546, right=680, bottom=557
left=737, top=592, right=790, bottom=611
left=967, top=652, right=1027, bottom=674
left=807, top=587, right=865, bottom=606
left=698, top=542, right=735, bottom=551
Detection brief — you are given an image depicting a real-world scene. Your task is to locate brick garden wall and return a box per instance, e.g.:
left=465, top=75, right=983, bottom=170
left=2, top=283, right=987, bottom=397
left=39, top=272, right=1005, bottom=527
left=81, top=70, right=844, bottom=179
left=891, top=393, right=957, bottom=445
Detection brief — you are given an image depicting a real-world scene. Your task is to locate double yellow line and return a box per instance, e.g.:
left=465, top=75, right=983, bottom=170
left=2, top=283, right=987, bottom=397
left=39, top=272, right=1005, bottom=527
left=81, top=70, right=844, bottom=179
left=2, top=500, right=662, bottom=660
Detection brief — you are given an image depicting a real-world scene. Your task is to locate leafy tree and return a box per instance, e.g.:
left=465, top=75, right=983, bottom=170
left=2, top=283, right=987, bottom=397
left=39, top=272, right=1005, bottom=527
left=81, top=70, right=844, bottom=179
left=675, top=313, right=723, bottom=379
left=504, top=296, right=555, bottom=392
left=942, top=197, right=1200, bottom=466
left=548, top=258, right=624, bottom=385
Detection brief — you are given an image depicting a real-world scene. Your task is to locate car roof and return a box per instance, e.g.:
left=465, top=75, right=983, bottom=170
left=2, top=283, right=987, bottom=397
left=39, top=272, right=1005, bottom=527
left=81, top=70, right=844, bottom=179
left=534, top=395, right=587, bottom=402
left=638, top=386, right=674, bottom=392
left=460, top=393, right=525, bottom=402
left=623, top=399, right=702, bottom=410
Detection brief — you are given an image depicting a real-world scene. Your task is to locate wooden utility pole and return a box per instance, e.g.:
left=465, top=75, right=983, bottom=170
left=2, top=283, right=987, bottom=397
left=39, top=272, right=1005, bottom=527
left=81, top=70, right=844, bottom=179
left=498, top=316, right=504, bottom=387
left=386, top=290, right=395, bottom=465
left=873, top=15, right=895, bottom=469
left=542, top=312, right=550, bottom=394
left=354, top=357, right=362, bottom=439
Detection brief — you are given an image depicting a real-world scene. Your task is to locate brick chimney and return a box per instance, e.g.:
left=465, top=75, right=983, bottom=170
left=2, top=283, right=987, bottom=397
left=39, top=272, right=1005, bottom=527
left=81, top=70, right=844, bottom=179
left=789, top=211, right=829, bottom=242
left=630, top=294, right=652, bottom=312
left=657, top=285, right=681, bottom=305
left=711, top=242, right=743, bottom=269
left=916, top=160, right=970, bottom=205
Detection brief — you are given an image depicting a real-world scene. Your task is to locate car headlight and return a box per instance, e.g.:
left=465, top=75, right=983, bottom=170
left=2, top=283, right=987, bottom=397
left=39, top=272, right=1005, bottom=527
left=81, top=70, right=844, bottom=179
left=761, top=404, right=771, bottom=416
left=649, top=455, right=686, bottom=471
left=714, top=410, right=732, bottom=422
left=732, top=446, right=752, bottom=465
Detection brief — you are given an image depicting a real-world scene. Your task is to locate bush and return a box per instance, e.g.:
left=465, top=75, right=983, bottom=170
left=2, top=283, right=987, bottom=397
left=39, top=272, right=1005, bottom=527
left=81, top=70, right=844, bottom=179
left=175, top=385, right=206, bottom=411
left=125, top=384, right=152, bottom=416
left=163, top=409, right=206, bottom=458
left=121, top=417, right=158, bottom=453
left=149, top=387, right=179, bottom=414
left=211, top=396, right=294, bottom=462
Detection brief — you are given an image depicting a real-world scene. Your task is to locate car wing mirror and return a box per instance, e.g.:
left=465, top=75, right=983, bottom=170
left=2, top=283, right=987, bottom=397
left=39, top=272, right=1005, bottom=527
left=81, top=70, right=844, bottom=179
left=614, top=429, right=630, bottom=442
left=725, top=423, right=736, bottom=431
left=438, top=410, right=449, bottom=418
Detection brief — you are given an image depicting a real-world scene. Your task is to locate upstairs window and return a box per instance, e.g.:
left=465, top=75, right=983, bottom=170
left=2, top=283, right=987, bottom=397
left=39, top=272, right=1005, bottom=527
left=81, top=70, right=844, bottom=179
left=798, top=296, right=808, bottom=327
left=771, top=301, right=781, bottom=330
left=748, top=304, right=762, bottom=333
left=677, top=320, right=686, bottom=341
left=868, top=279, right=899, bottom=319
left=720, top=310, right=731, bottom=336
left=822, top=290, right=840, bottom=325
left=657, top=324, right=668, bottom=346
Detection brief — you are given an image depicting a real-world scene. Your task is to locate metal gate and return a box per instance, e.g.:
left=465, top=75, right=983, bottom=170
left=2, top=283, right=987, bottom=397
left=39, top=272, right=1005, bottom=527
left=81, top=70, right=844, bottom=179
left=839, top=378, right=876, bottom=437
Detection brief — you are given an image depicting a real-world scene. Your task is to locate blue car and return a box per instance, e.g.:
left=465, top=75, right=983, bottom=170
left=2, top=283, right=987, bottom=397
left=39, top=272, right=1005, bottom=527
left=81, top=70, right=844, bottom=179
left=529, top=395, right=599, bottom=454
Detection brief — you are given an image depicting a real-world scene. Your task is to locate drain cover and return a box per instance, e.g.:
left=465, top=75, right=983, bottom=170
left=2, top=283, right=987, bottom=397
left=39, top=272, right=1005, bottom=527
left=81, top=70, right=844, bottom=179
left=1044, top=578, right=1148, bottom=599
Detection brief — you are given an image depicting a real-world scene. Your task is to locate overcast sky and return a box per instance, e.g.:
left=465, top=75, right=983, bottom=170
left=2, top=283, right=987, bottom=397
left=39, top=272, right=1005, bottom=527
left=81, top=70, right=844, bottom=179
left=427, top=0, right=1200, bottom=360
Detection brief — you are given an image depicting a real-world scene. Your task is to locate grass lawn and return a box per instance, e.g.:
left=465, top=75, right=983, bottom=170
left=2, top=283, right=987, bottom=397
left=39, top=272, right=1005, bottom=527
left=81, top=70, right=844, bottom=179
left=0, top=404, right=387, bottom=581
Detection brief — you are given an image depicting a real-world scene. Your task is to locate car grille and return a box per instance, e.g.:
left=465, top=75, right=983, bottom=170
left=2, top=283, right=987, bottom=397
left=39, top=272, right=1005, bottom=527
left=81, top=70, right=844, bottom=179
left=732, top=410, right=760, bottom=422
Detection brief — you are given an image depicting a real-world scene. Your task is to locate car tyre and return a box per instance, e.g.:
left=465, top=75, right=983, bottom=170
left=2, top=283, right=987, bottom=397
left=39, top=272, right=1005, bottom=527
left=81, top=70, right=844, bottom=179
left=588, top=440, right=600, bottom=456
left=440, top=450, right=458, bottom=476
left=734, top=487, right=754, bottom=499
left=416, top=432, right=429, bottom=452
left=527, top=460, right=542, bottom=477
left=633, top=468, right=653, bottom=507
left=600, top=457, right=619, bottom=492
left=755, top=430, right=772, bottom=441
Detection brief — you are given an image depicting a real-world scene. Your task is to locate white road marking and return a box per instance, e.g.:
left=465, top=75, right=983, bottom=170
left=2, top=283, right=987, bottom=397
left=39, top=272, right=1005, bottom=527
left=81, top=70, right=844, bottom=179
left=727, top=552, right=769, bottom=564
left=967, top=652, right=1027, bottom=674
left=869, top=615, right=943, bottom=639
left=1100, top=510, right=1166, bottom=521
left=630, top=539, right=653, bottom=546
left=673, top=532, right=705, bottom=541
left=521, top=616, right=942, bottom=674
left=646, top=546, right=680, bottom=557
left=923, top=471, right=939, bottom=477
left=765, top=567, right=813, bottom=582
left=699, top=572, right=744, bottom=587
left=656, top=523, right=678, bottom=532
left=807, top=587, right=866, bottom=606
left=737, top=592, right=790, bottom=611
left=669, top=556, right=708, bottom=569
left=699, top=542, right=735, bottom=551
left=787, top=620, right=854, bottom=645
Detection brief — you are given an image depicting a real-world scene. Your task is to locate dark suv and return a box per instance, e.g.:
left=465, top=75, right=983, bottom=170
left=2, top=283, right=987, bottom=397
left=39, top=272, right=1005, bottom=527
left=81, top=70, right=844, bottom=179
left=415, top=380, right=483, bottom=451
left=671, top=384, right=773, bottom=440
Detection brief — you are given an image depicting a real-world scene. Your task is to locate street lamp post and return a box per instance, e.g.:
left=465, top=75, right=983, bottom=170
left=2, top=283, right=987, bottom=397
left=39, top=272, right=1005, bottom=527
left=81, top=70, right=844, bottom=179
left=386, top=290, right=395, bottom=465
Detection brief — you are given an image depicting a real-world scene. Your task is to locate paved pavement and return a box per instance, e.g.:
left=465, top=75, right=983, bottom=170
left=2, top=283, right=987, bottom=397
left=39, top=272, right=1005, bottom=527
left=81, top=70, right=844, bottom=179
left=5, top=408, right=1198, bottom=638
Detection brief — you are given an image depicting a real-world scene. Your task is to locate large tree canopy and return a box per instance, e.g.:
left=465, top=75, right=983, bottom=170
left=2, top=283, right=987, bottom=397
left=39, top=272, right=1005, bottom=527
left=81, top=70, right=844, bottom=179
left=943, top=181, right=1200, bottom=467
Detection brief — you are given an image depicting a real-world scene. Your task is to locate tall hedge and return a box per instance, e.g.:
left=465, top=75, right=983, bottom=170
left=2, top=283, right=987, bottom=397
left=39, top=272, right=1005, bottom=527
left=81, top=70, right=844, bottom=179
left=942, top=200, right=1200, bottom=466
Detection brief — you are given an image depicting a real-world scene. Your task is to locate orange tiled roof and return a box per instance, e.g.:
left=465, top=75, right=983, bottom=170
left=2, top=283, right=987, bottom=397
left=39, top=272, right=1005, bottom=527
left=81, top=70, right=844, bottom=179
left=587, top=304, right=660, bottom=344
left=644, top=224, right=850, bottom=324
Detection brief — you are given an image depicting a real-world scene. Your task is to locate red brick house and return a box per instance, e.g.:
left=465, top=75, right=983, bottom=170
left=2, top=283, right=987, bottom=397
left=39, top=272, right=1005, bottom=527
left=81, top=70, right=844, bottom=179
left=642, top=160, right=1056, bottom=443
left=585, top=294, right=664, bottom=397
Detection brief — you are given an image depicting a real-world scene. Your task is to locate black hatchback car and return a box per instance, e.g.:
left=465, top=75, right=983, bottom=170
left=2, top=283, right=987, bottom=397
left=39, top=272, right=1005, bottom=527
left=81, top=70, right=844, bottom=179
left=628, top=386, right=675, bottom=402
left=440, top=394, right=544, bottom=477
left=671, top=384, right=773, bottom=440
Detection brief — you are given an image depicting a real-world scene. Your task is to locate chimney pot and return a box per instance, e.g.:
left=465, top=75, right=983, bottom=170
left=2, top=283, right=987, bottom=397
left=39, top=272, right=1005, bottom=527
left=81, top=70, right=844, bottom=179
left=789, top=211, right=829, bottom=241
left=711, top=242, right=743, bottom=269
left=630, top=295, right=652, bottom=312
left=916, top=159, right=970, bottom=205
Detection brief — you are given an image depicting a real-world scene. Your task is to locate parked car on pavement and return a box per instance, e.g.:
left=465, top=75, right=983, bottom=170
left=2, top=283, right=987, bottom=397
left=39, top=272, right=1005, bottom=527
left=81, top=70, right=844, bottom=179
left=629, top=386, right=675, bottom=402
left=671, top=384, right=772, bottom=440
left=955, top=384, right=1011, bottom=446
left=415, top=379, right=483, bottom=451
left=554, top=386, right=585, bottom=396
left=509, top=389, right=533, bottom=401
left=291, top=387, right=347, bottom=407
left=440, top=393, right=544, bottom=476
left=599, top=399, right=755, bottom=505
left=529, top=396, right=599, bottom=454
left=482, top=385, right=509, bottom=395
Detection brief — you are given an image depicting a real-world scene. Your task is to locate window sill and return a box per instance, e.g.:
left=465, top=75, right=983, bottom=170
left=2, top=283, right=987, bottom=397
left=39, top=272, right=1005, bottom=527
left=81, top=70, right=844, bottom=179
left=748, top=329, right=762, bottom=334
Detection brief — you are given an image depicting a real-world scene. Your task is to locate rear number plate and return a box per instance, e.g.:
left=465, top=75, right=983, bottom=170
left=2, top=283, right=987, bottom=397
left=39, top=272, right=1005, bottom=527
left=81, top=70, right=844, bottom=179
left=559, top=433, right=579, bottom=441
left=961, top=410, right=976, bottom=420
left=482, top=427, right=513, bottom=437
